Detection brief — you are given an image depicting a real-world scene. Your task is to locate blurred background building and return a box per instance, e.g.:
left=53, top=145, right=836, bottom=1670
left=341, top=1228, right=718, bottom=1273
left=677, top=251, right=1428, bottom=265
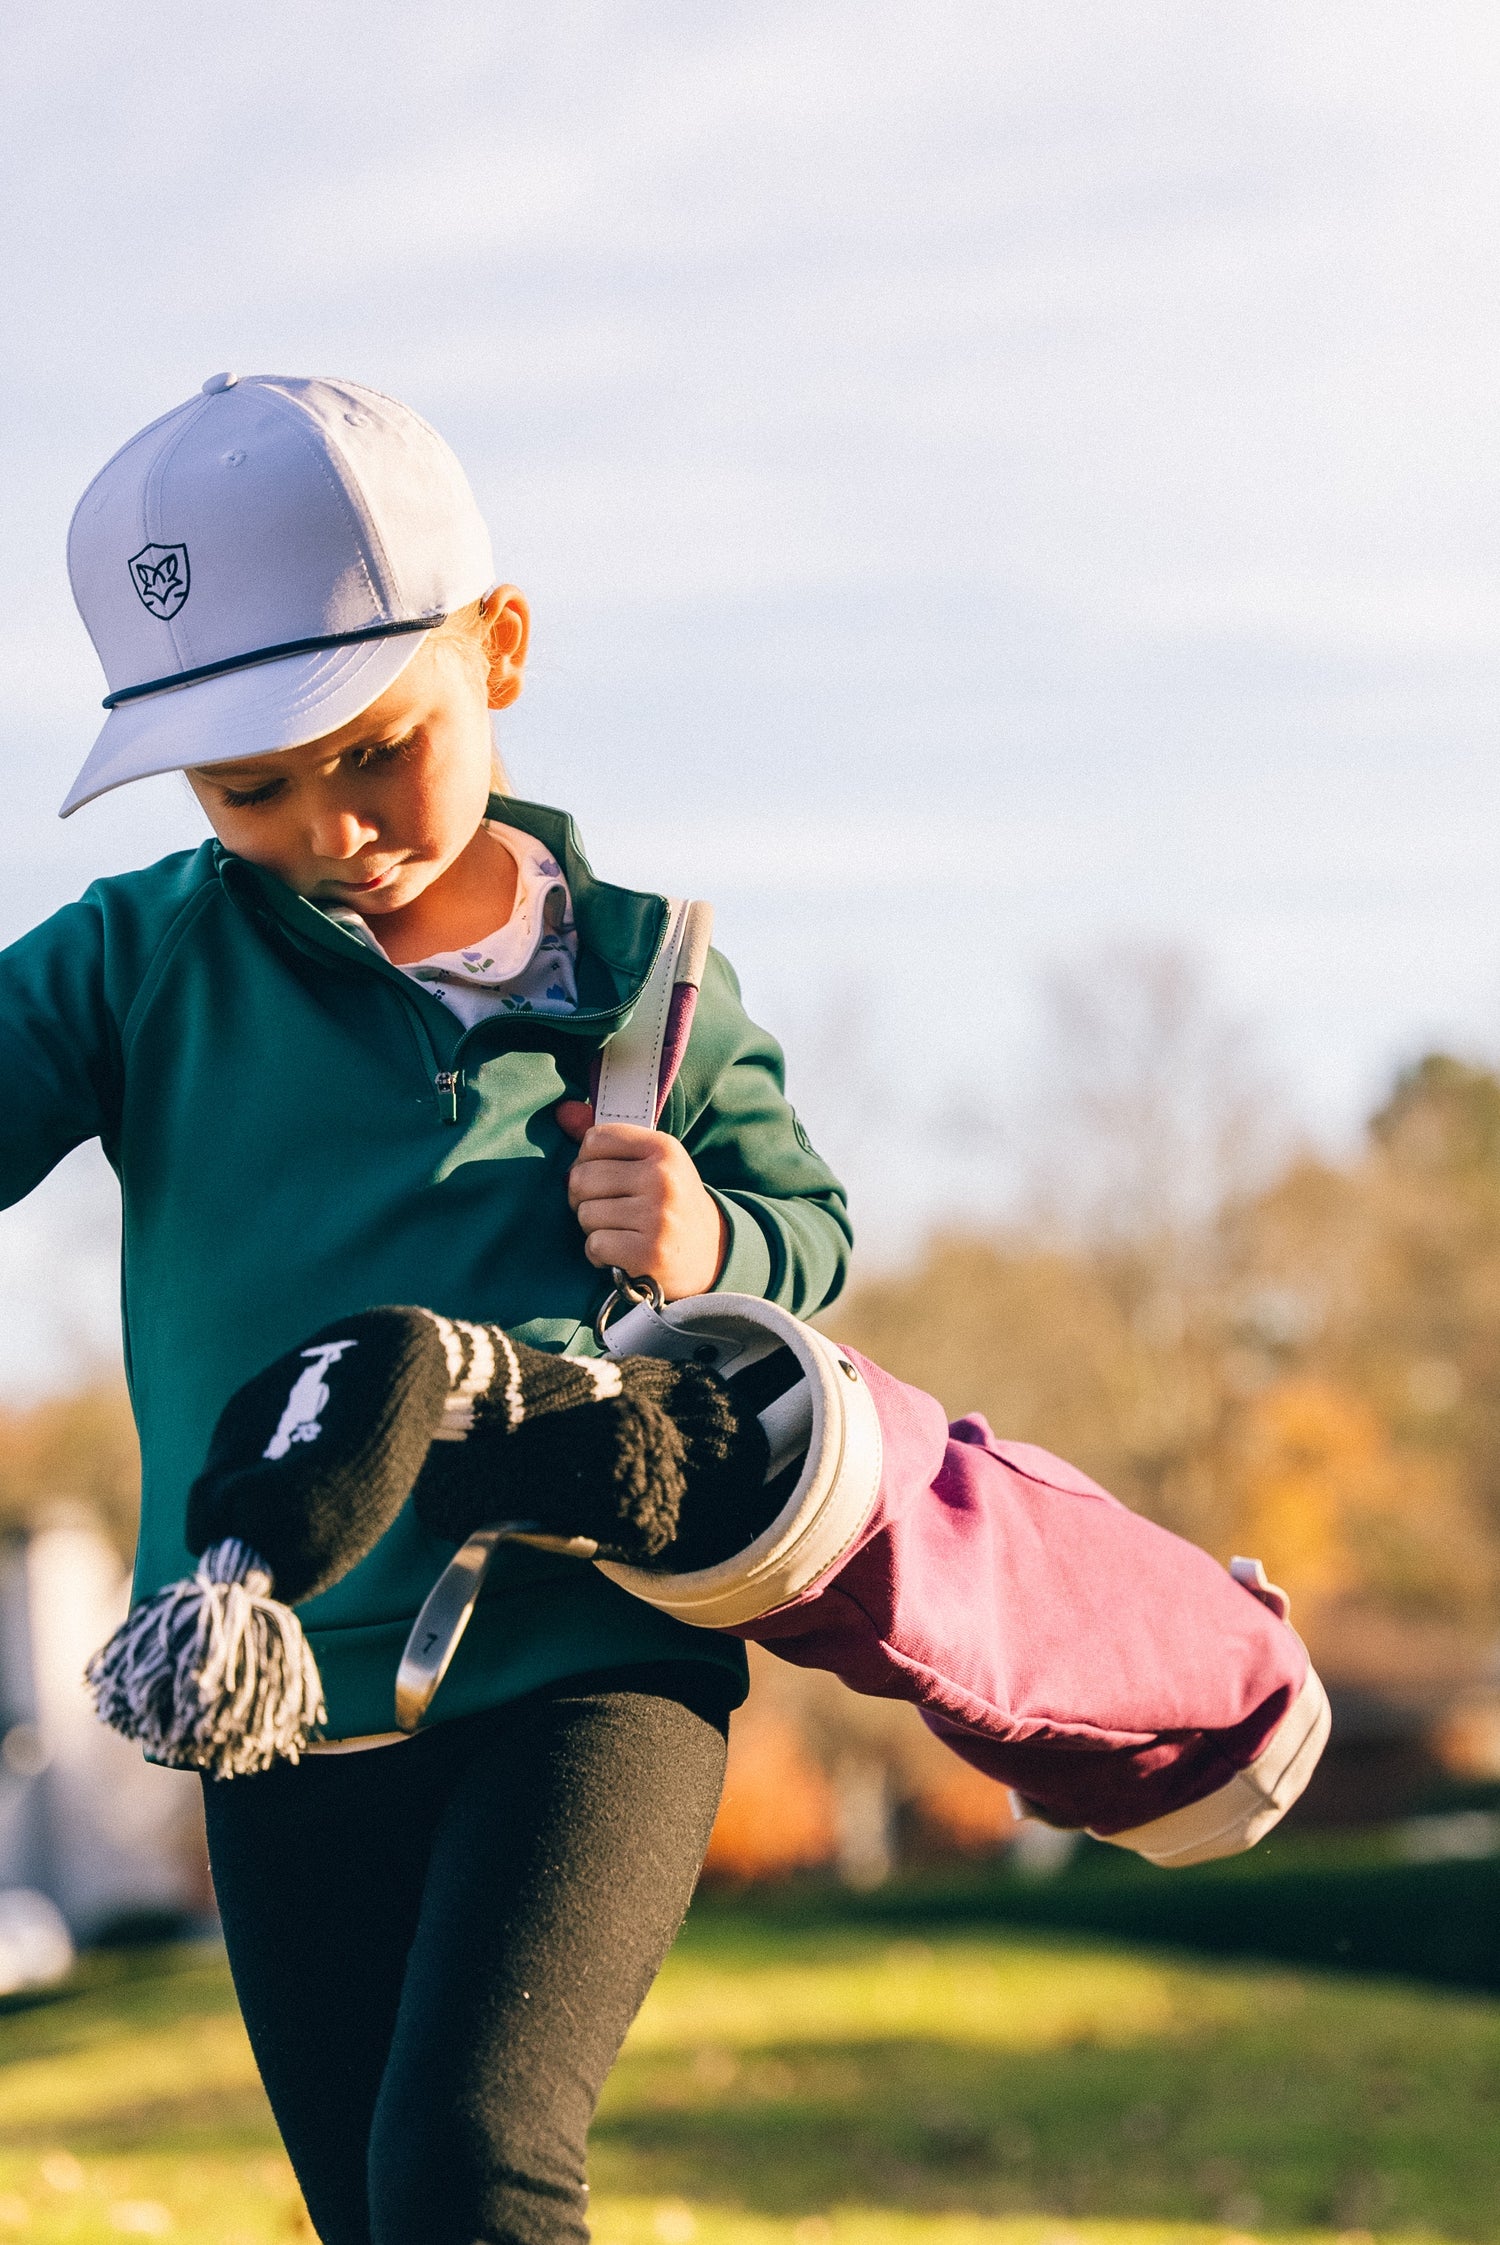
left=0, top=1518, right=205, bottom=1937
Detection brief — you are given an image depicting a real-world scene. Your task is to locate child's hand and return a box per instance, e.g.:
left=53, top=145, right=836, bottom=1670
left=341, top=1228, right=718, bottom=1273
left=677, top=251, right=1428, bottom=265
left=558, top=1107, right=728, bottom=1300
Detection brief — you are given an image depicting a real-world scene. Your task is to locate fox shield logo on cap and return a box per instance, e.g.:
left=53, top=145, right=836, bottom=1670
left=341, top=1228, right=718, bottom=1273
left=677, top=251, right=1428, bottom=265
left=128, top=543, right=190, bottom=620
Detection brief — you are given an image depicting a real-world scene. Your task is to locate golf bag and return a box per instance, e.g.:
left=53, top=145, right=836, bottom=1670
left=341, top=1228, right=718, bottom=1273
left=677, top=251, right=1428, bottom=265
left=592, top=1287, right=1329, bottom=1867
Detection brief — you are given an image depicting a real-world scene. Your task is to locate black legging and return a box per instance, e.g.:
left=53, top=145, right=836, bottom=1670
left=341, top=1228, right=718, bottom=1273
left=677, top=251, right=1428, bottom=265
left=203, top=1662, right=734, bottom=2245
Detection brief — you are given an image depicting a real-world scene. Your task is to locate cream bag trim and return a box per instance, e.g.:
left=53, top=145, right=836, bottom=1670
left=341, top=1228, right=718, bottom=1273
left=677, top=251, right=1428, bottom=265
left=598, top=1292, right=884, bottom=1628
left=1088, top=1655, right=1332, bottom=1868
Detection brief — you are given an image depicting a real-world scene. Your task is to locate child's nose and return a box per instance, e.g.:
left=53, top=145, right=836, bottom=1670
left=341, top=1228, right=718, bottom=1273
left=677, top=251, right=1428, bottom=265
left=308, top=809, right=379, bottom=861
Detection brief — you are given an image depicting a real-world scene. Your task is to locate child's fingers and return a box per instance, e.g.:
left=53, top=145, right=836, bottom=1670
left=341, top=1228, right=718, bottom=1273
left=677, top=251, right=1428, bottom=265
left=574, top=1193, right=657, bottom=1236
left=581, top=1226, right=656, bottom=1271
left=565, top=1122, right=725, bottom=1297
left=568, top=1158, right=666, bottom=1209
left=553, top=1099, right=594, bottom=1144
left=577, top=1121, right=662, bottom=1162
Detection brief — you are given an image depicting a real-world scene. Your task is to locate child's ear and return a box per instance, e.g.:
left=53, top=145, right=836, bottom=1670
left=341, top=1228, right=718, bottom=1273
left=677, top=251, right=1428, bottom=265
left=482, top=586, right=530, bottom=710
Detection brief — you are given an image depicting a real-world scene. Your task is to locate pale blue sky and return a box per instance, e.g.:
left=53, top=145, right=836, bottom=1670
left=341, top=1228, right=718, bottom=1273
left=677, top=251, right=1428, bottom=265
left=3, top=2, right=1500, bottom=1387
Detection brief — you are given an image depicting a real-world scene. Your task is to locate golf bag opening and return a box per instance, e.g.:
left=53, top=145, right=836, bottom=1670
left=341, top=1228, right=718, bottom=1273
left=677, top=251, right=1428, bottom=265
left=597, top=1291, right=885, bottom=1626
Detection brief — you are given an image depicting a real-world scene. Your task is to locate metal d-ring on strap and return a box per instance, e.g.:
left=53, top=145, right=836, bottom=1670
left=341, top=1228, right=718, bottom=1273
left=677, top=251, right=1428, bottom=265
left=592, top=1267, right=665, bottom=1352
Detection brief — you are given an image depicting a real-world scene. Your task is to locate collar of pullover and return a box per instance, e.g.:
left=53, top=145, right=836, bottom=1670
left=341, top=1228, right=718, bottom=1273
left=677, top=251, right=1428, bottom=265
left=212, top=796, right=674, bottom=1038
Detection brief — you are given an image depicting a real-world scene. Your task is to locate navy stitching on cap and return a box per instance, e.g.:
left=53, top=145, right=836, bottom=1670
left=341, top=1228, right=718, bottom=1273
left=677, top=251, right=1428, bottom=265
left=101, top=613, right=445, bottom=708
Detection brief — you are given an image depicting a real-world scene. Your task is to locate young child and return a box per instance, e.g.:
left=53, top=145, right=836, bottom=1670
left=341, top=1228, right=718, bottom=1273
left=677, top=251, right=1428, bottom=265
left=15, top=372, right=852, bottom=2245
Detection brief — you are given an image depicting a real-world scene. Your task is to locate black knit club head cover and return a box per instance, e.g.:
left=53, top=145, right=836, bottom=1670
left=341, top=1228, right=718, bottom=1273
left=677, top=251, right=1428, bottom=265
left=86, top=1307, right=786, bottom=1781
left=411, top=1320, right=772, bottom=1567
left=186, top=1306, right=453, bottom=1603
left=87, top=1308, right=452, bottom=1778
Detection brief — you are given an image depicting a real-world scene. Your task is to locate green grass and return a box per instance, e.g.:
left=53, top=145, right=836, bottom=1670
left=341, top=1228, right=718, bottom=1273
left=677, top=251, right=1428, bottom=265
left=4, top=1918, right=1500, bottom=2241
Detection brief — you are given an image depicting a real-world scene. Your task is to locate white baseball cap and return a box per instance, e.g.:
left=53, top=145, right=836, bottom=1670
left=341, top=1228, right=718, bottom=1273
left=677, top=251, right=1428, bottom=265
left=61, top=373, right=496, bottom=817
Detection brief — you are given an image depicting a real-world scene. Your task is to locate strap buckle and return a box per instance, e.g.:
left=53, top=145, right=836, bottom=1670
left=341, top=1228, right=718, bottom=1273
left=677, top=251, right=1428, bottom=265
left=593, top=1267, right=665, bottom=1351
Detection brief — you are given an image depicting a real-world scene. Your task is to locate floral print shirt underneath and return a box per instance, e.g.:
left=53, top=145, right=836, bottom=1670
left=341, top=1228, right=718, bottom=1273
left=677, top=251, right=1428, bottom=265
left=327, top=820, right=580, bottom=1030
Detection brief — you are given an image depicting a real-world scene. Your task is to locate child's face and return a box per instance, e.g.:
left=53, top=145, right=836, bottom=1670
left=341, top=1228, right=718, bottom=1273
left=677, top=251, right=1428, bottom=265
left=185, top=591, right=527, bottom=916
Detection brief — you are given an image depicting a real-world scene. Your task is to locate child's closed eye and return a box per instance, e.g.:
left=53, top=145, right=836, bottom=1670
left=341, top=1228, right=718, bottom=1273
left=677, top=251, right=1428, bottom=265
left=214, top=733, right=416, bottom=809
left=219, top=776, right=286, bottom=808
left=347, top=733, right=416, bottom=774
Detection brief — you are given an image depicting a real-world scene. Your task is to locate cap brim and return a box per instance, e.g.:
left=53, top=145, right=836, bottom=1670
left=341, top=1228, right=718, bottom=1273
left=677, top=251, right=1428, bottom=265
left=59, top=628, right=434, bottom=817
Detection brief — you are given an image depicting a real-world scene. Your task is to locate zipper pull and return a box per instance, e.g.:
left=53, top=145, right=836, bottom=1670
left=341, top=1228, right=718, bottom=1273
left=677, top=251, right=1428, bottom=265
left=435, top=1069, right=461, bottom=1124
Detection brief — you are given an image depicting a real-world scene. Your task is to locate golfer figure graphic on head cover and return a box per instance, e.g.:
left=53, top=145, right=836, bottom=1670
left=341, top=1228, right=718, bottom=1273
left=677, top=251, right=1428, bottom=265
left=262, top=1341, right=359, bottom=1460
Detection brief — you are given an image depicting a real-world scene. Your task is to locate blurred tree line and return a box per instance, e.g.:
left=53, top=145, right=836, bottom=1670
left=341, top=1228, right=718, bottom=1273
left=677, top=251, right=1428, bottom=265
left=835, top=955, right=1500, bottom=1697
left=0, top=1381, right=138, bottom=1554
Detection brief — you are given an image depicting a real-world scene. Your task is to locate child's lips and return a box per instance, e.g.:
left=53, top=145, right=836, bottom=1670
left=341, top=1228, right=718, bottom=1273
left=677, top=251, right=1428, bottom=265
left=330, top=866, right=400, bottom=895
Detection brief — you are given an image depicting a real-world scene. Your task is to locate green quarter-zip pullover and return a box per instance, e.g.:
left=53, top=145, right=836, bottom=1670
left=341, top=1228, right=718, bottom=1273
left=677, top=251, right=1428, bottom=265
left=0, top=799, right=851, bottom=1735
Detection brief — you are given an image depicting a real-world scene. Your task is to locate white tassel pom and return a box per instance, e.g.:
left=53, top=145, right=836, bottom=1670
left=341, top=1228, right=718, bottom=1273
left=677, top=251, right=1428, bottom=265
left=85, top=1537, right=327, bottom=1779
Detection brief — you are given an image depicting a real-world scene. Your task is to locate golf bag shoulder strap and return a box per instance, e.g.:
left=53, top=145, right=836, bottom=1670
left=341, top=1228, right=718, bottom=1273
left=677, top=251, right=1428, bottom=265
left=594, top=897, right=714, bottom=1128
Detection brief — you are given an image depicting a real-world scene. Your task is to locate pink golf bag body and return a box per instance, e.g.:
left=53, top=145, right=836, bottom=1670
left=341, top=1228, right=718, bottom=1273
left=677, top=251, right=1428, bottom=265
left=733, top=1349, right=1325, bottom=1858
left=597, top=1303, right=1329, bottom=1867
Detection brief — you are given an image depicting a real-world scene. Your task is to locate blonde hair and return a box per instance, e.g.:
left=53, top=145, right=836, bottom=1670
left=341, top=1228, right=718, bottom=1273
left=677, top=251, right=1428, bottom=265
left=431, top=598, right=512, bottom=796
